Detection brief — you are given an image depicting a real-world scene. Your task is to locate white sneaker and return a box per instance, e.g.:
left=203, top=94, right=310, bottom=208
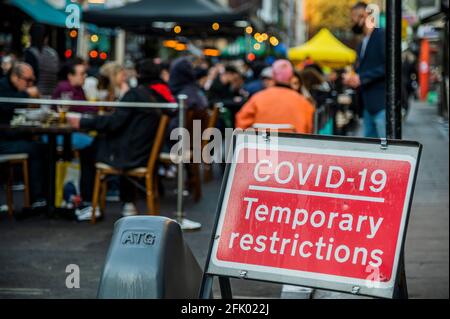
left=158, top=166, right=166, bottom=176
left=178, top=218, right=202, bottom=231
left=31, top=199, right=47, bottom=209
left=76, top=206, right=101, bottom=221
left=165, top=165, right=177, bottom=179
left=121, top=202, right=138, bottom=217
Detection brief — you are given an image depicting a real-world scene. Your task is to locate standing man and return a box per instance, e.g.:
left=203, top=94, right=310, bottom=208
left=24, top=23, right=59, bottom=97
left=343, top=1, right=386, bottom=138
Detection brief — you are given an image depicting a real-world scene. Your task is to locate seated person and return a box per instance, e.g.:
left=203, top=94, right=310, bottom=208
left=52, top=58, right=94, bottom=151
left=97, top=61, right=130, bottom=102
left=236, top=59, right=315, bottom=134
left=67, top=59, right=174, bottom=221
left=299, top=67, right=332, bottom=108
left=169, top=57, right=208, bottom=111
left=207, top=66, right=247, bottom=119
left=243, top=63, right=272, bottom=96
left=167, top=56, right=208, bottom=131
left=52, top=58, right=93, bottom=112
left=0, top=62, right=48, bottom=216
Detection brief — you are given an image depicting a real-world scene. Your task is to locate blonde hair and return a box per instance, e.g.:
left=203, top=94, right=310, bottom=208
left=98, top=62, right=125, bottom=100
left=99, top=62, right=124, bottom=82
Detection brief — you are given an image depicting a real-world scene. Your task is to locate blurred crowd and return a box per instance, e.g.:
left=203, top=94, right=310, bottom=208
left=1, top=4, right=420, bottom=221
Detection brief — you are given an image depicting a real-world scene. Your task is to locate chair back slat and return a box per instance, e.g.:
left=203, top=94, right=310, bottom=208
left=207, top=106, right=220, bottom=131
left=201, top=106, right=220, bottom=150
left=147, top=114, right=170, bottom=173
left=252, top=123, right=296, bottom=133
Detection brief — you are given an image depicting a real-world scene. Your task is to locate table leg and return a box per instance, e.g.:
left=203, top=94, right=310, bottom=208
left=47, top=134, right=57, bottom=216
left=63, top=133, right=72, bottom=161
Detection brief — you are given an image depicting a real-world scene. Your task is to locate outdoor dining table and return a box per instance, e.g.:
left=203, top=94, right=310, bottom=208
left=0, top=123, right=87, bottom=216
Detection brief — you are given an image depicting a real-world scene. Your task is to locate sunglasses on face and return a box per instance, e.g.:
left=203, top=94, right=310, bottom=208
left=19, top=75, right=35, bottom=84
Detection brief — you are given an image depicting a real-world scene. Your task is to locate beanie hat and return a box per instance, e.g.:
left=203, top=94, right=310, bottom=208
left=272, top=59, right=293, bottom=85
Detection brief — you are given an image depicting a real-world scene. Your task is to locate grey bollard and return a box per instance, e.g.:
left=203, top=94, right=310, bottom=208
left=97, top=216, right=202, bottom=299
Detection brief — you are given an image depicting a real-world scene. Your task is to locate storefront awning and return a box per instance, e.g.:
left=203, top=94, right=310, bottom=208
left=83, top=0, right=244, bottom=27
left=8, top=0, right=68, bottom=27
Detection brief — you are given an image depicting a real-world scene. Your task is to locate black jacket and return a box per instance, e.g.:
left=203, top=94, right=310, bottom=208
left=0, top=77, right=30, bottom=140
left=169, top=57, right=208, bottom=110
left=167, top=57, right=208, bottom=136
left=80, top=85, right=163, bottom=170
left=355, top=28, right=386, bottom=115
left=0, top=76, right=29, bottom=124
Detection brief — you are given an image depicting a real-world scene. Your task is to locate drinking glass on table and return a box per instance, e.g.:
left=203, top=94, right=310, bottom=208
left=97, top=90, right=109, bottom=115
left=40, top=96, right=52, bottom=114
left=58, top=92, right=72, bottom=124
left=57, top=105, right=69, bottom=124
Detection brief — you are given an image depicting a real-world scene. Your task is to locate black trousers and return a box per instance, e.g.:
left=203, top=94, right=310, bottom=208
left=0, top=139, right=48, bottom=202
left=78, top=141, right=136, bottom=204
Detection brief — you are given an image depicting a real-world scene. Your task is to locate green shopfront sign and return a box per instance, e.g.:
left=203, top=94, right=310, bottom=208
left=221, top=36, right=267, bottom=58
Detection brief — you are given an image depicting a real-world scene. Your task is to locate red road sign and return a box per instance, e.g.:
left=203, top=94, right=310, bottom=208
left=207, top=133, right=421, bottom=298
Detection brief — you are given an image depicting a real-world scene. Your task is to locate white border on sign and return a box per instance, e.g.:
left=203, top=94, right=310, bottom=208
left=209, top=137, right=417, bottom=295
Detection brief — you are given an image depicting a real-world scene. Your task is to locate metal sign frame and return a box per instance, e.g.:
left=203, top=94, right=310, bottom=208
left=200, top=131, right=422, bottom=299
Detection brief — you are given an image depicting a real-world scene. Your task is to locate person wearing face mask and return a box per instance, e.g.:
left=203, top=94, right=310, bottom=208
left=343, top=1, right=386, bottom=138
left=97, top=62, right=130, bottom=101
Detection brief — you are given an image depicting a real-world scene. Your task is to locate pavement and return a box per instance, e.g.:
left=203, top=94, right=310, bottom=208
left=402, top=101, right=449, bottom=299
left=0, top=100, right=448, bottom=299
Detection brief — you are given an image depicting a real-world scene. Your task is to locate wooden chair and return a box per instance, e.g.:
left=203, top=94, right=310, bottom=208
left=90, top=115, right=170, bottom=224
left=0, top=154, right=30, bottom=218
left=159, top=109, right=209, bottom=202
left=202, top=105, right=220, bottom=183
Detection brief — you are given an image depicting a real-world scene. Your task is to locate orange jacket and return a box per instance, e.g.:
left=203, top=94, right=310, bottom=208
left=236, top=86, right=315, bottom=133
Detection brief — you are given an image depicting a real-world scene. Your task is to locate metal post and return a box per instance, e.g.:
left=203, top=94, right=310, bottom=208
left=175, top=95, right=187, bottom=224
left=287, top=0, right=294, bottom=49
left=174, top=95, right=202, bottom=231
left=77, top=23, right=88, bottom=60
left=386, top=0, right=402, bottom=139
left=199, top=274, right=214, bottom=299
left=386, top=0, right=408, bottom=299
left=218, top=276, right=233, bottom=299
left=313, top=107, right=320, bottom=134
left=115, top=29, right=126, bottom=65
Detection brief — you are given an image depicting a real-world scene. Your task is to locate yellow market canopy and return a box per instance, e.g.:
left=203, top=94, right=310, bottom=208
left=288, top=28, right=357, bottom=68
